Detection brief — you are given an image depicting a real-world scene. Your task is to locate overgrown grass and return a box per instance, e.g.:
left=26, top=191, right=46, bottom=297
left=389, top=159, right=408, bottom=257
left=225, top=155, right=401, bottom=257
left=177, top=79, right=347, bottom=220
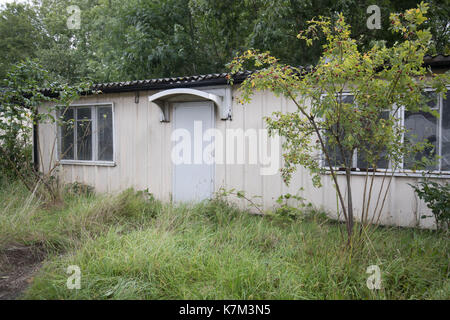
left=0, top=179, right=161, bottom=252
left=0, top=179, right=448, bottom=299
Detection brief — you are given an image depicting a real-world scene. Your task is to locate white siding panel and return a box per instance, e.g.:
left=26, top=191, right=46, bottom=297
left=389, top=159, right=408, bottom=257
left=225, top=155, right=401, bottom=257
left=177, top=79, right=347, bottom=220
left=261, top=91, right=283, bottom=210
left=242, top=89, right=263, bottom=209
left=225, top=88, right=246, bottom=209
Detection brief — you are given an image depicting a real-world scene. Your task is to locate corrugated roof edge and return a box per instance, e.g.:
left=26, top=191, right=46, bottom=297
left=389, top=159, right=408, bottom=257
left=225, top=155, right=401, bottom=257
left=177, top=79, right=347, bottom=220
left=41, top=54, right=449, bottom=96
left=423, top=54, right=450, bottom=67
left=91, top=70, right=253, bottom=94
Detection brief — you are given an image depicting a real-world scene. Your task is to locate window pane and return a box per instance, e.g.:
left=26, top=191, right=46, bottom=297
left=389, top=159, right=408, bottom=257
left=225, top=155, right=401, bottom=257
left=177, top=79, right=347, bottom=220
left=341, top=95, right=354, bottom=105
left=76, top=108, right=92, bottom=160
left=424, top=91, right=439, bottom=110
left=324, top=141, right=353, bottom=168
left=357, top=111, right=390, bottom=169
left=77, top=107, right=92, bottom=120
left=324, top=95, right=354, bottom=168
left=97, top=107, right=113, bottom=161
left=404, top=92, right=438, bottom=170
left=442, top=90, right=450, bottom=171
left=60, top=108, right=74, bottom=160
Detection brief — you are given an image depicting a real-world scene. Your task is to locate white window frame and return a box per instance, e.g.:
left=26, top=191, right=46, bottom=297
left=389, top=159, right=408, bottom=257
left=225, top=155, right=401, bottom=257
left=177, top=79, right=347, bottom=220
left=320, top=87, right=450, bottom=178
left=57, top=102, right=116, bottom=166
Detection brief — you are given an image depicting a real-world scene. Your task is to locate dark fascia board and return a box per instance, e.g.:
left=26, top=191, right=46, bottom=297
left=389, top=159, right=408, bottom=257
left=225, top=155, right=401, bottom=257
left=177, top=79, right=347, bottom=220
left=95, top=76, right=239, bottom=94
left=423, top=54, right=450, bottom=68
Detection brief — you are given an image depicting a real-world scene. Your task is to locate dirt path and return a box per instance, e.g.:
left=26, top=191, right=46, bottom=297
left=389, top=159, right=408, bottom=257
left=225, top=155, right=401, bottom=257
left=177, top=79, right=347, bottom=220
left=0, top=245, right=46, bottom=300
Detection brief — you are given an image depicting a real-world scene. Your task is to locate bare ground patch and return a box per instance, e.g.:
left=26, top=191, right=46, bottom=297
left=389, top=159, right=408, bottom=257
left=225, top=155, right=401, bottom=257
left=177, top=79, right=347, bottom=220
left=0, top=244, right=47, bottom=300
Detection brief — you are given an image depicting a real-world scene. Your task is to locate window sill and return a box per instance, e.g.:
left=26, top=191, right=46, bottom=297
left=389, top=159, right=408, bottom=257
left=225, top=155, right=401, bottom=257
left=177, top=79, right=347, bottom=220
left=58, top=160, right=116, bottom=167
left=324, top=169, right=450, bottom=179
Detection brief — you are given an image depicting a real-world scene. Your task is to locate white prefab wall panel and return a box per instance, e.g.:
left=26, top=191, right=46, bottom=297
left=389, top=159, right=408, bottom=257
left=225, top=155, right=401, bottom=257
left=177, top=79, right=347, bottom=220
left=37, top=87, right=448, bottom=229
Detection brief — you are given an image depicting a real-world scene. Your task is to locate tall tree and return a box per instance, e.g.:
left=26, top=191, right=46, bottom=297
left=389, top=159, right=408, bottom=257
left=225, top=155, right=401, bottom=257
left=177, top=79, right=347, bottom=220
left=229, top=2, right=449, bottom=244
left=0, top=2, right=44, bottom=80
left=0, top=0, right=448, bottom=82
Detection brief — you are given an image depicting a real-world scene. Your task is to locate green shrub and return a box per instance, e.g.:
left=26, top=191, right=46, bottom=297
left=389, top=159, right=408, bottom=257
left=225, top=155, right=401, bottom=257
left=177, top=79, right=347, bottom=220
left=190, top=198, right=242, bottom=226
left=410, top=180, right=450, bottom=230
left=271, top=193, right=312, bottom=220
left=64, top=182, right=95, bottom=198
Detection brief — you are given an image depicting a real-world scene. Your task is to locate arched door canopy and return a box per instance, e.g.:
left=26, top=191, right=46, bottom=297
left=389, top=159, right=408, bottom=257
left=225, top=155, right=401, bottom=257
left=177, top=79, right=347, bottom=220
left=148, top=87, right=232, bottom=122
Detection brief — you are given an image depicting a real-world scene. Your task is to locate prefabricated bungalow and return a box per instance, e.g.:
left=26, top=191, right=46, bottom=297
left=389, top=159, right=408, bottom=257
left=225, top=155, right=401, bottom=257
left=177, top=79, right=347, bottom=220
left=36, top=55, right=450, bottom=229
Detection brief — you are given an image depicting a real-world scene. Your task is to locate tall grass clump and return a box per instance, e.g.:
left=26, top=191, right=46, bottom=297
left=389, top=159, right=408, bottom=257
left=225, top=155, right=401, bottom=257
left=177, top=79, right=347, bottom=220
left=0, top=178, right=162, bottom=253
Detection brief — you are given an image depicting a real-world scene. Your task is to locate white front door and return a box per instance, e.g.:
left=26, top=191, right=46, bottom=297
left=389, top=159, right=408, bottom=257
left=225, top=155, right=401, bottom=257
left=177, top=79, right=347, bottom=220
left=173, top=101, right=214, bottom=202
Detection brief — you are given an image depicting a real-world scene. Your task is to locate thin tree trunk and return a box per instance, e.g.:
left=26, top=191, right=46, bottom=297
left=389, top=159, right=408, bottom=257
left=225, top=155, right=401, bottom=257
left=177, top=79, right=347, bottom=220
left=345, top=168, right=354, bottom=245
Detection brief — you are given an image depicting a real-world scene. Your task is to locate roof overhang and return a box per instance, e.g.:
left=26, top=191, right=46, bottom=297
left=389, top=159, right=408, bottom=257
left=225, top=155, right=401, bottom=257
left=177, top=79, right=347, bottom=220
left=148, top=87, right=232, bottom=122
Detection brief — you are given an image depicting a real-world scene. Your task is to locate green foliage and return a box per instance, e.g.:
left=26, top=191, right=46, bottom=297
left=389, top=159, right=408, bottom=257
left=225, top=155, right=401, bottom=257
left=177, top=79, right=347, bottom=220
left=0, top=2, right=44, bottom=80
left=231, top=3, right=448, bottom=185
left=0, top=1, right=449, bottom=82
left=229, top=3, right=450, bottom=242
left=0, top=60, right=51, bottom=178
left=272, top=192, right=310, bottom=220
left=192, top=198, right=242, bottom=226
left=64, top=182, right=95, bottom=198
left=410, top=180, right=450, bottom=230
left=0, top=59, right=92, bottom=200
left=216, top=187, right=264, bottom=215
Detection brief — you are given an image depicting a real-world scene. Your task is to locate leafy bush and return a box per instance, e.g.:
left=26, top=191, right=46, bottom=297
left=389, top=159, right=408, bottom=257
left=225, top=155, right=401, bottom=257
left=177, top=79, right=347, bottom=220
left=194, top=198, right=242, bottom=226
left=64, top=182, right=95, bottom=198
left=272, top=193, right=309, bottom=220
left=410, top=180, right=450, bottom=230
left=0, top=60, right=92, bottom=203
